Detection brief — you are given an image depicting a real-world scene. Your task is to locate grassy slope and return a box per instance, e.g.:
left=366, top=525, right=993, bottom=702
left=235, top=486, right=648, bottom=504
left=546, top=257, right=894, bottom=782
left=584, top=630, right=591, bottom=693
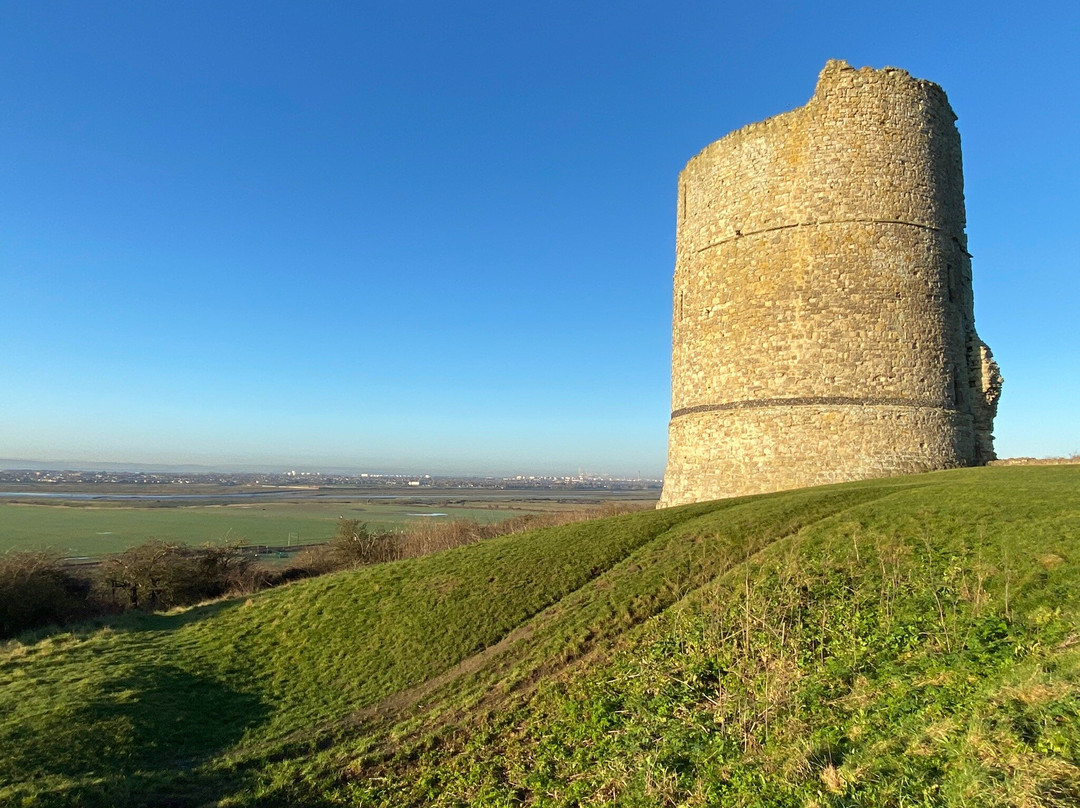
left=0, top=466, right=1077, bottom=807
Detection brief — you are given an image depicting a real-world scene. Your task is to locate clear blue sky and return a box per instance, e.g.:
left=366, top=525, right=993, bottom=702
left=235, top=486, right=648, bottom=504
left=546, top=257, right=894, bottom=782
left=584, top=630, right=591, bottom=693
left=1, top=1, right=1077, bottom=476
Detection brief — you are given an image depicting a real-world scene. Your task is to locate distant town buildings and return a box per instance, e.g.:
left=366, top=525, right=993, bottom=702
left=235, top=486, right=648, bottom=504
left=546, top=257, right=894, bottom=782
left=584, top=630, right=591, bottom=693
left=0, top=467, right=661, bottom=492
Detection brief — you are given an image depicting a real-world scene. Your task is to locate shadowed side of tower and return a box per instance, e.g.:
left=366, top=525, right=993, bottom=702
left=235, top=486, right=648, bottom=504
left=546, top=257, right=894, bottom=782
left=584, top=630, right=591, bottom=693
left=658, top=60, right=1001, bottom=508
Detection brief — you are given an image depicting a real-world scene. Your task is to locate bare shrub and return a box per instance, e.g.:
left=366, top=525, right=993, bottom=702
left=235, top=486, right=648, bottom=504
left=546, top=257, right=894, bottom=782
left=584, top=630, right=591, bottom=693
left=100, top=540, right=254, bottom=610
left=284, top=520, right=402, bottom=577
left=396, top=519, right=492, bottom=558
left=0, top=551, right=101, bottom=638
left=332, top=520, right=400, bottom=567
left=284, top=543, right=341, bottom=578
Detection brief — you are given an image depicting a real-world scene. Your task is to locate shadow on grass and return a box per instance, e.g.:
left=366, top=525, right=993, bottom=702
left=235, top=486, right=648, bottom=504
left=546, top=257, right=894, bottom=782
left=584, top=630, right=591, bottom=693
left=4, top=662, right=267, bottom=807
left=9, top=596, right=250, bottom=646
left=107, top=596, right=248, bottom=633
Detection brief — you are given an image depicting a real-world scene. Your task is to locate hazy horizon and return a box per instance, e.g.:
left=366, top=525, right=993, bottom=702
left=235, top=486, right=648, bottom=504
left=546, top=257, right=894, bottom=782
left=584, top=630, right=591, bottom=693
left=0, top=456, right=663, bottom=480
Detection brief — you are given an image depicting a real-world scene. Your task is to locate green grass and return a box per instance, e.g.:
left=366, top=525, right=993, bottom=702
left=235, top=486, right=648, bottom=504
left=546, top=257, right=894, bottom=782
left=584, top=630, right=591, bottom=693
left=1, top=466, right=1077, bottom=806
left=0, top=498, right=574, bottom=557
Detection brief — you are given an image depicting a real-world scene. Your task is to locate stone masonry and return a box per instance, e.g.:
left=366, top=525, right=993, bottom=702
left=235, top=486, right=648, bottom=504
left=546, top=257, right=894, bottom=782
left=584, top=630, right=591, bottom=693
left=658, top=60, right=1002, bottom=507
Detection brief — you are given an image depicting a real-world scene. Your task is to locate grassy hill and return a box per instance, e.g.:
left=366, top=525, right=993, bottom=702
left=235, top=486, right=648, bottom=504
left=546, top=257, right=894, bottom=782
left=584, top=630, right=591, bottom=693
left=1, top=466, right=1078, bottom=807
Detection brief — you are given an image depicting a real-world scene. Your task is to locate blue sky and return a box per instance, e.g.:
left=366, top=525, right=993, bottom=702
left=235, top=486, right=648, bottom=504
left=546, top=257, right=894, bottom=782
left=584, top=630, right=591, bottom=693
left=1, top=1, right=1077, bottom=476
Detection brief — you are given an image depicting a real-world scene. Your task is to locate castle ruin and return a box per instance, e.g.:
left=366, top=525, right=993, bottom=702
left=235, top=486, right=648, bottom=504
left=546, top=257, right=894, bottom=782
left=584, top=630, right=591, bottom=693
left=658, top=60, right=1002, bottom=508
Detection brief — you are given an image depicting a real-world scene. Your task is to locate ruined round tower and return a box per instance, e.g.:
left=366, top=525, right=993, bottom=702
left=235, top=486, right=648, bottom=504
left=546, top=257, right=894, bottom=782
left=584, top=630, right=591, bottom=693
left=658, top=60, right=1001, bottom=507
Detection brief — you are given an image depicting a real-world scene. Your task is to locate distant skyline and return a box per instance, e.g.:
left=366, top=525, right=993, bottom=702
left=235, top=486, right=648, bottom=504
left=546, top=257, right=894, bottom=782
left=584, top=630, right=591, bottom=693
left=2, top=1, right=1078, bottom=476
left=0, top=456, right=659, bottom=479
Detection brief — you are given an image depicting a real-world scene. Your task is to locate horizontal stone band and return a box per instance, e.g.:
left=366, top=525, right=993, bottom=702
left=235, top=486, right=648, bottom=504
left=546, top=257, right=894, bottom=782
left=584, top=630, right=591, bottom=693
left=671, top=395, right=954, bottom=420
left=694, top=217, right=963, bottom=254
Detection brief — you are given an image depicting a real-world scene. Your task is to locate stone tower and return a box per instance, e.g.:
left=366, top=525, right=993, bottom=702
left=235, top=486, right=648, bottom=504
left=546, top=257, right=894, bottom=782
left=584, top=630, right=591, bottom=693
left=658, top=60, right=1001, bottom=508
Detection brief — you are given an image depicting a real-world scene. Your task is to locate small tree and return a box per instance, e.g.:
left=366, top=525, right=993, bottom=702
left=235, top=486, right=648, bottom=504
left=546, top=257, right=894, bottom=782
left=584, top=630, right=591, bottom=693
left=101, top=540, right=255, bottom=610
left=101, top=540, right=181, bottom=610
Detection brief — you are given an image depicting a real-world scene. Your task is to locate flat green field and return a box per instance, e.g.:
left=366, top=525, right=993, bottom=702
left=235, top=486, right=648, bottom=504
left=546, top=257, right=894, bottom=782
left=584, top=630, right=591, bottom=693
left=0, top=496, right=621, bottom=557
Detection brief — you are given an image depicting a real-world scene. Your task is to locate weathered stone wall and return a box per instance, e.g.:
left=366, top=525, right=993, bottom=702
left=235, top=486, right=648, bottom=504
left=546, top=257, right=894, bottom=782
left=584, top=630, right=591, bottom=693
left=659, top=60, right=1001, bottom=507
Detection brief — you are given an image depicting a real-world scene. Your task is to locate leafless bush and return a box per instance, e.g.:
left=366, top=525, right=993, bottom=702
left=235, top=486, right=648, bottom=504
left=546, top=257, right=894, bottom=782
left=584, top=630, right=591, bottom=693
left=0, top=551, right=102, bottom=638
left=332, top=520, right=401, bottom=566
left=284, top=543, right=341, bottom=578
left=285, top=519, right=401, bottom=577
left=100, top=540, right=254, bottom=610
left=396, top=518, right=493, bottom=557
